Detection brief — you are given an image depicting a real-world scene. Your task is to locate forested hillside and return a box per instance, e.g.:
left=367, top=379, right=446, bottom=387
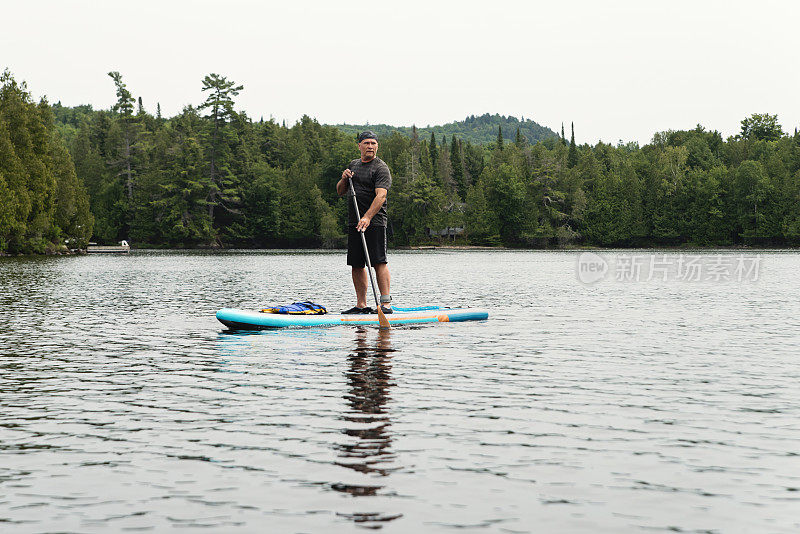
left=0, top=71, right=93, bottom=254
left=51, top=70, right=800, bottom=249
left=3, top=70, right=799, bottom=253
left=335, top=114, right=557, bottom=146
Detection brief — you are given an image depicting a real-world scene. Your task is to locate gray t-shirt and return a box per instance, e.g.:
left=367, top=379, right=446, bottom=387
left=347, top=157, right=392, bottom=227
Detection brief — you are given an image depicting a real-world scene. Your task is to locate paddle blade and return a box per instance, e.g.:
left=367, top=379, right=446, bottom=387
left=377, top=307, right=390, bottom=329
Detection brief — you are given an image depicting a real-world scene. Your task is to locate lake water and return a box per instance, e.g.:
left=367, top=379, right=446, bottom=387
left=1, top=250, right=798, bottom=533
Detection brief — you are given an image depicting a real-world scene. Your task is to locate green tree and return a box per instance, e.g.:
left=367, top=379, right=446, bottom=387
left=49, top=126, right=93, bottom=248
left=462, top=141, right=484, bottom=184
left=428, top=132, right=438, bottom=176
left=450, top=135, right=467, bottom=200
left=107, top=71, right=137, bottom=201
left=0, top=71, right=93, bottom=252
left=685, top=167, right=728, bottom=245
left=650, top=145, right=688, bottom=241
left=199, top=73, right=243, bottom=240
left=584, top=166, right=643, bottom=246
left=0, top=117, right=27, bottom=251
left=567, top=122, right=578, bottom=168
left=464, top=179, right=500, bottom=245
left=734, top=160, right=775, bottom=240
left=437, top=134, right=453, bottom=189
left=482, top=162, right=528, bottom=243
left=740, top=113, right=783, bottom=141
left=160, top=107, right=215, bottom=245
left=782, top=169, right=800, bottom=242
left=390, top=171, right=445, bottom=244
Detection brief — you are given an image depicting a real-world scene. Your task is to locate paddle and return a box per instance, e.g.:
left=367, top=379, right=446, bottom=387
left=347, top=175, right=390, bottom=329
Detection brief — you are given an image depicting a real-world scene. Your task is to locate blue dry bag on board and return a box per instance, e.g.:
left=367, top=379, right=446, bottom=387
left=260, top=301, right=327, bottom=315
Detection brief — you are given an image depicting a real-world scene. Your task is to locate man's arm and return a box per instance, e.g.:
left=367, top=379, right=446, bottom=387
left=356, top=188, right=388, bottom=231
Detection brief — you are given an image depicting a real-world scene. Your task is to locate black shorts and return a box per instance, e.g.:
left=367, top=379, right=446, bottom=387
left=347, top=225, right=388, bottom=268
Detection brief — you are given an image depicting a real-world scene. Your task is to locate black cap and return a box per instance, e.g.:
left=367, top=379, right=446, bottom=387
left=358, top=130, right=378, bottom=143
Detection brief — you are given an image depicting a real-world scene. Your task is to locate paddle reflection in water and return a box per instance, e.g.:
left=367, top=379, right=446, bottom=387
left=334, top=327, right=403, bottom=527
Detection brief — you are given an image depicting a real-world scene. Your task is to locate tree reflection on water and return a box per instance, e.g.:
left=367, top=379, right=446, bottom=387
left=334, top=327, right=403, bottom=526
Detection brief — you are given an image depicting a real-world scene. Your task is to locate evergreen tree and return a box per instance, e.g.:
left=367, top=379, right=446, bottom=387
left=419, top=139, right=433, bottom=179
left=107, top=71, right=137, bottom=201
left=0, top=70, right=93, bottom=253
left=0, top=106, right=28, bottom=251
left=464, top=179, right=500, bottom=245
left=463, top=141, right=484, bottom=183
left=584, top=164, right=643, bottom=245
left=198, top=73, right=243, bottom=240
left=482, top=162, right=529, bottom=243
left=390, top=171, right=446, bottom=244
left=429, top=132, right=438, bottom=176
left=437, top=134, right=453, bottom=190
left=497, top=126, right=503, bottom=150
left=164, top=107, right=214, bottom=245
left=567, top=122, right=578, bottom=168
left=50, top=123, right=93, bottom=248
left=450, top=135, right=466, bottom=199
left=515, top=126, right=526, bottom=147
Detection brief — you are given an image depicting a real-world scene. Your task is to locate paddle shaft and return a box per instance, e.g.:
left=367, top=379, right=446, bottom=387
left=347, top=176, right=382, bottom=311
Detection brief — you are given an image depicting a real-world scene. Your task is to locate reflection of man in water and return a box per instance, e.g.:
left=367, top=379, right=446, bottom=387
left=333, top=328, right=402, bottom=525
left=335, top=328, right=394, bottom=482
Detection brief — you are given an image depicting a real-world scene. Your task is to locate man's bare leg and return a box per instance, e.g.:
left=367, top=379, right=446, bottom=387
left=352, top=267, right=368, bottom=308
left=374, top=263, right=391, bottom=310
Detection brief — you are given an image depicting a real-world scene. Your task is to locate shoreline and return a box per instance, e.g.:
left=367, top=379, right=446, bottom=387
left=3, top=245, right=798, bottom=257
left=0, top=249, right=87, bottom=257
left=401, top=244, right=796, bottom=251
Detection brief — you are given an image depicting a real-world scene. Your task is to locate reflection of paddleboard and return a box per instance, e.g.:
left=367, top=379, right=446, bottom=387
left=216, top=306, right=489, bottom=330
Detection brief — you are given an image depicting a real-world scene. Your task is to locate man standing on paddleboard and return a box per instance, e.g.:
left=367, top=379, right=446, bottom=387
left=336, top=131, right=393, bottom=315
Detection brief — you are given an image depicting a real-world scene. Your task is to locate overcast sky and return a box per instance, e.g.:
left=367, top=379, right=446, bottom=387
left=4, top=0, right=798, bottom=145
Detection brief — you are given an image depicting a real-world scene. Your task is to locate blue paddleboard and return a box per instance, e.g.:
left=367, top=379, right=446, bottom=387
left=216, top=306, right=488, bottom=330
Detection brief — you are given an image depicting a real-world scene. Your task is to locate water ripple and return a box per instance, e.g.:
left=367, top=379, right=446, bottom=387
left=1, top=250, right=799, bottom=532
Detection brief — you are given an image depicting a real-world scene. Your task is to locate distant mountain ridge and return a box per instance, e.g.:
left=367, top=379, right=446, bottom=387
left=333, top=113, right=558, bottom=145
